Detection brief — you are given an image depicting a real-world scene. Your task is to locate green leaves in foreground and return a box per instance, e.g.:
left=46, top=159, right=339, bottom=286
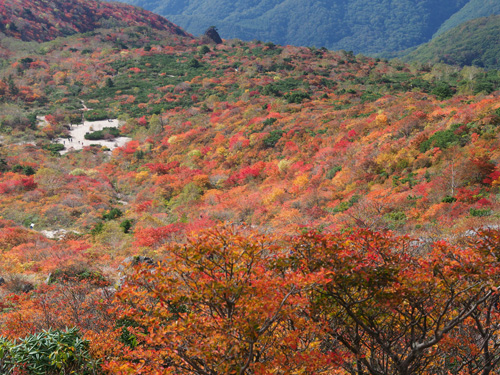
left=0, top=327, right=99, bottom=374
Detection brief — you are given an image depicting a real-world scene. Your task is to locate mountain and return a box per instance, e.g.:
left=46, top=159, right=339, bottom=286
left=115, top=0, right=470, bottom=54
left=0, top=0, right=190, bottom=42
left=404, top=15, right=500, bottom=70
left=433, top=0, right=500, bottom=37
left=2, top=0, right=500, bottom=373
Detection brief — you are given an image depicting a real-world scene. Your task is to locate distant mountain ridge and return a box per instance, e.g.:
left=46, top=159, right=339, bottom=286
left=404, top=15, right=500, bottom=70
left=115, top=0, right=475, bottom=54
left=0, top=0, right=190, bottom=42
left=434, top=0, right=500, bottom=37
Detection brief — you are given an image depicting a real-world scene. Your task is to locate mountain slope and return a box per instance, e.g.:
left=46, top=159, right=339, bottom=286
left=116, top=0, right=469, bottom=54
left=0, top=0, right=190, bottom=42
left=405, top=15, right=500, bottom=69
left=434, top=0, right=500, bottom=37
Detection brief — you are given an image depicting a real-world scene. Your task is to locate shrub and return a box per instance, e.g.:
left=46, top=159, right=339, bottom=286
left=84, top=127, right=120, bottom=140
left=284, top=91, right=310, bottom=104
left=102, top=208, right=123, bottom=221
left=469, top=208, right=492, bottom=217
left=420, top=129, right=467, bottom=153
left=84, top=110, right=109, bottom=121
left=442, top=196, right=457, bottom=203
left=11, top=164, right=35, bottom=175
left=6, top=328, right=97, bottom=375
left=431, top=82, right=454, bottom=100
left=263, top=130, right=284, bottom=148
left=326, top=165, right=342, bottom=179
left=43, top=143, right=65, bottom=153
left=120, top=219, right=133, bottom=234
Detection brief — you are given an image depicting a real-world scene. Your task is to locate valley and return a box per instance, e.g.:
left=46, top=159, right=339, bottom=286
left=0, top=0, right=500, bottom=374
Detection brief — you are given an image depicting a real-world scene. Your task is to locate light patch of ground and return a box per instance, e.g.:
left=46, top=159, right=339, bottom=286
left=40, top=229, right=68, bottom=239
left=55, top=118, right=132, bottom=154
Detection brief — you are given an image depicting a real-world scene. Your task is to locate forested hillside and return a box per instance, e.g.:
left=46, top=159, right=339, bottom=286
left=116, top=0, right=469, bottom=54
left=2, top=0, right=500, bottom=373
left=0, top=0, right=189, bottom=42
left=433, top=0, right=500, bottom=36
left=405, top=15, right=500, bottom=70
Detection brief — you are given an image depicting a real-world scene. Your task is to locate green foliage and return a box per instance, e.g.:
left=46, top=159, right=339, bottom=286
left=120, top=219, right=133, bottom=233
left=199, top=45, right=210, bottom=55
left=47, top=266, right=106, bottom=285
left=43, top=143, right=65, bottom=153
left=90, top=221, right=104, bottom=236
left=332, top=195, right=359, bottom=213
left=420, top=128, right=468, bottom=153
left=434, top=0, right=500, bottom=36
left=188, top=58, right=202, bottom=68
left=431, top=82, right=454, bottom=100
left=2, top=328, right=97, bottom=375
left=469, top=207, right=492, bottom=217
left=263, top=117, right=277, bottom=126
left=263, top=129, right=284, bottom=148
left=284, top=91, right=311, bottom=104
left=84, top=127, right=120, bottom=140
left=383, top=211, right=407, bottom=229
left=0, top=336, right=12, bottom=374
left=11, top=164, right=36, bottom=175
left=326, top=165, right=342, bottom=179
left=442, top=196, right=457, bottom=203
left=102, top=208, right=123, bottom=221
left=136, top=0, right=470, bottom=54
left=405, top=15, right=500, bottom=70
left=84, top=110, right=110, bottom=121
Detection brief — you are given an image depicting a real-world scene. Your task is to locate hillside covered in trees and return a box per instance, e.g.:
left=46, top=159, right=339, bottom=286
left=433, top=0, right=500, bottom=36
left=117, top=0, right=471, bottom=54
left=404, top=15, right=500, bottom=70
left=1, top=0, right=500, bottom=373
left=0, top=0, right=189, bottom=42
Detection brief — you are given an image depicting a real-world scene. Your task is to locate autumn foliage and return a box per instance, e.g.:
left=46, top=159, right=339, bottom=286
left=2, top=1, right=500, bottom=373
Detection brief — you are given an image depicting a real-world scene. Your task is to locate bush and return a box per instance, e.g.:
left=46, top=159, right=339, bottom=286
left=431, top=82, right=454, bottom=100
left=442, top=196, right=457, bottom=203
left=120, top=219, right=133, bottom=234
left=102, top=208, right=123, bottom=221
left=284, top=91, right=311, bottom=104
left=188, top=58, right=202, bottom=68
left=420, top=129, right=467, bottom=153
left=11, top=164, right=35, bottom=175
left=5, top=328, right=97, bottom=375
left=469, top=208, right=492, bottom=217
left=326, top=166, right=342, bottom=179
left=43, top=143, right=65, bottom=153
left=84, top=110, right=110, bottom=121
left=263, top=130, right=284, bottom=148
left=84, top=127, right=120, bottom=140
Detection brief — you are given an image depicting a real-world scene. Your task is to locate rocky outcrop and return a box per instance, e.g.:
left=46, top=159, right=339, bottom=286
left=204, top=26, right=223, bottom=44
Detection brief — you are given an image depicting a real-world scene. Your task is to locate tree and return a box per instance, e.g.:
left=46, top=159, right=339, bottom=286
left=288, top=229, right=499, bottom=375
left=103, top=226, right=336, bottom=374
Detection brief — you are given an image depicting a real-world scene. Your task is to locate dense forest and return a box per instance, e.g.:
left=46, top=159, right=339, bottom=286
left=433, top=0, right=500, bottom=36
left=117, top=0, right=472, bottom=54
left=1, top=0, right=500, bottom=373
left=404, top=15, right=500, bottom=70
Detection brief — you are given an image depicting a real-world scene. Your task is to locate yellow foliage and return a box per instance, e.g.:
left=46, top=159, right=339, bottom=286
left=263, top=188, right=286, bottom=205
left=293, top=174, right=309, bottom=189
left=277, top=159, right=292, bottom=173
left=375, top=113, right=388, bottom=127
left=167, top=135, right=179, bottom=144
left=135, top=171, right=149, bottom=184
left=216, top=146, right=227, bottom=156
